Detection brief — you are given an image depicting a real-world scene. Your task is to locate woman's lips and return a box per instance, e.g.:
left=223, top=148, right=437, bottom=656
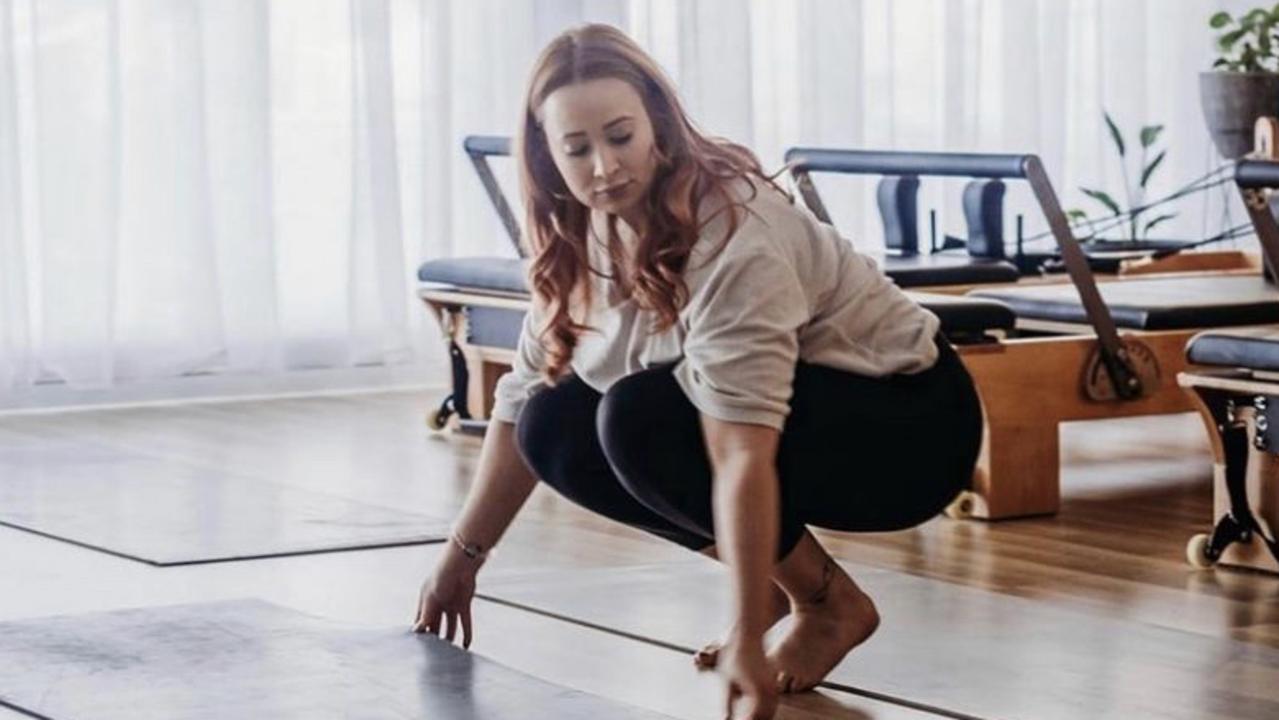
left=595, top=180, right=634, bottom=199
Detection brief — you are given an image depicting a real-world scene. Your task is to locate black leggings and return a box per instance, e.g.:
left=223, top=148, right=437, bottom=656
left=515, top=337, right=983, bottom=560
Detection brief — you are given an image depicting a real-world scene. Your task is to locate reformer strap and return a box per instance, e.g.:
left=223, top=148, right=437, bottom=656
left=1021, top=157, right=1141, bottom=399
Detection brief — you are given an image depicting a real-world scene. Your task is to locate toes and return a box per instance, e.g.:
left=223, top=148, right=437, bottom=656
left=776, top=671, right=795, bottom=694
left=693, top=644, right=720, bottom=669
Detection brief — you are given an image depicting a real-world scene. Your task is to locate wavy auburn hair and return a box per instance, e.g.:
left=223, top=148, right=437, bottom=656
left=517, top=23, right=776, bottom=382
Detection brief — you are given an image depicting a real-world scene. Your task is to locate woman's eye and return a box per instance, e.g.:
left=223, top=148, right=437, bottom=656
left=608, top=134, right=633, bottom=146
left=564, top=145, right=588, bottom=157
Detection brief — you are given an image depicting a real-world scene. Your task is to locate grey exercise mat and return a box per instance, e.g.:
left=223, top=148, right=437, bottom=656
left=0, top=440, right=447, bottom=565
left=482, top=563, right=1279, bottom=720
left=0, top=599, right=673, bottom=720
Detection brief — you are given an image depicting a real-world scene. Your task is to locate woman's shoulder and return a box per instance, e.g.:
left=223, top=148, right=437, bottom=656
left=696, top=175, right=801, bottom=254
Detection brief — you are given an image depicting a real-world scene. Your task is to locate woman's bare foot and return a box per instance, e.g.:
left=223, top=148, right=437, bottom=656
left=693, top=582, right=790, bottom=669
left=767, top=560, right=880, bottom=693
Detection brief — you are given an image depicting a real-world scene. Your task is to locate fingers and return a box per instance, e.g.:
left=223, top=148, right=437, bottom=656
left=730, top=692, right=773, bottom=720
left=694, top=643, right=720, bottom=669
left=723, top=682, right=739, bottom=720
left=461, top=607, right=474, bottom=649
left=725, top=678, right=777, bottom=720
left=422, top=597, right=443, bottom=637
left=412, top=589, right=431, bottom=633
left=445, top=611, right=458, bottom=643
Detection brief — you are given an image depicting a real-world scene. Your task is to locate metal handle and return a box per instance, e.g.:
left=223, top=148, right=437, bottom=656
left=463, top=135, right=513, bottom=158
left=783, top=147, right=1032, bottom=179
left=463, top=135, right=523, bottom=256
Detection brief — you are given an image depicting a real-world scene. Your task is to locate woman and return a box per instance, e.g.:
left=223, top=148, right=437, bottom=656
left=414, top=23, right=982, bottom=720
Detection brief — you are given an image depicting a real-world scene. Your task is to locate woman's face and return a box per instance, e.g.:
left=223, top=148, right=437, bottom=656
left=538, top=77, right=659, bottom=228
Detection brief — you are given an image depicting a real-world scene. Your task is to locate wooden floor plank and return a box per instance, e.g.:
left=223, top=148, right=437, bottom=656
left=481, top=561, right=1279, bottom=720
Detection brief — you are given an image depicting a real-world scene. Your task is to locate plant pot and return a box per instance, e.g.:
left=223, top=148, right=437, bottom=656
left=1199, top=71, right=1279, bottom=158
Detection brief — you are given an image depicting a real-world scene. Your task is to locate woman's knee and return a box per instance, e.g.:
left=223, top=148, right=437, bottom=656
left=595, top=366, right=687, bottom=471
left=514, top=377, right=598, bottom=487
left=596, top=367, right=711, bottom=512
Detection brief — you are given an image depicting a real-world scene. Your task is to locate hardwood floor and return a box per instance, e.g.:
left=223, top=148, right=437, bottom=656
left=1, top=390, right=1275, bottom=719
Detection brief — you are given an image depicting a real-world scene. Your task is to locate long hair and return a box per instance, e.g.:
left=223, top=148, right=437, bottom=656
left=517, top=23, right=776, bottom=382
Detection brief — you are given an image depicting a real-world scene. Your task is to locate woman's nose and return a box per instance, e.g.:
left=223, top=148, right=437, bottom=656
left=592, top=147, right=621, bottom=179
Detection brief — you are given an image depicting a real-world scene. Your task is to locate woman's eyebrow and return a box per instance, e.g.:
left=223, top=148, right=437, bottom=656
left=561, top=116, right=635, bottom=140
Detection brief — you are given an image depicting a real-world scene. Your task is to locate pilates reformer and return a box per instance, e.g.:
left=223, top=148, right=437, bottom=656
left=1177, top=155, right=1279, bottom=575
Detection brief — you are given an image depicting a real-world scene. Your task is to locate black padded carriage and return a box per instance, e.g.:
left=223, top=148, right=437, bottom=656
left=971, top=276, right=1279, bottom=331
left=879, top=253, right=1021, bottom=288
left=1185, top=327, right=1279, bottom=370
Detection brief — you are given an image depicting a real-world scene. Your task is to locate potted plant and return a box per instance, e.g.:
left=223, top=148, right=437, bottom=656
left=1068, top=112, right=1176, bottom=246
left=1201, top=6, right=1279, bottom=158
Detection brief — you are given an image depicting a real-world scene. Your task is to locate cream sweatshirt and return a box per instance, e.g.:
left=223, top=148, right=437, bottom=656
left=491, top=177, right=940, bottom=431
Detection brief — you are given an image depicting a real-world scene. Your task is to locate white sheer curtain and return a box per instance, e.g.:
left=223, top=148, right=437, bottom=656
left=421, top=0, right=1242, bottom=260
left=0, top=0, right=1250, bottom=400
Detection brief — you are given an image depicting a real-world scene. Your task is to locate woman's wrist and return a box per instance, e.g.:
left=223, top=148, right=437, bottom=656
left=440, top=529, right=490, bottom=571
left=449, top=530, right=490, bottom=561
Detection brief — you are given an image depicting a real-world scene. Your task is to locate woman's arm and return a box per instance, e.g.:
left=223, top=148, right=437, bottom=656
left=701, top=414, right=781, bottom=719
left=414, top=419, right=538, bottom=645
left=448, top=418, right=539, bottom=556
left=701, top=416, right=781, bottom=638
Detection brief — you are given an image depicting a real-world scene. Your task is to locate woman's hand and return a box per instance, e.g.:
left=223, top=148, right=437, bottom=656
left=412, top=549, right=480, bottom=648
left=720, top=632, right=778, bottom=720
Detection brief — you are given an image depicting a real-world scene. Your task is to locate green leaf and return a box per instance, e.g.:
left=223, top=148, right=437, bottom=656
left=1213, top=57, right=1232, bottom=68
left=1210, top=11, right=1232, bottom=29
left=1080, top=187, right=1122, bottom=217
left=1142, top=213, right=1177, bottom=235
left=1139, top=124, right=1164, bottom=148
left=1065, top=209, right=1089, bottom=224
left=1140, top=149, right=1167, bottom=188
left=1220, top=27, right=1247, bottom=51
left=1103, top=112, right=1126, bottom=157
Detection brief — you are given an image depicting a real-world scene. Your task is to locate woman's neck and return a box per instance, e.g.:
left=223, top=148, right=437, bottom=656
left=617, top=205, right=647, bottom=239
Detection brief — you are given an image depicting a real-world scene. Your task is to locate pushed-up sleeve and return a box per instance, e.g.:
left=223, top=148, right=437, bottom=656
left=673, top=247, right=808, bottom=430
left=490, top=306, right=550, bottom=424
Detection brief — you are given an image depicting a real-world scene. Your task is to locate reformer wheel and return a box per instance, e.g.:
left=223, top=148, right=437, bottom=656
left=944, top=490, right=979, bottom=520
left=426, top=397, right=456, bottom=432
left=1186, top=533, right=1216, bottom=569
